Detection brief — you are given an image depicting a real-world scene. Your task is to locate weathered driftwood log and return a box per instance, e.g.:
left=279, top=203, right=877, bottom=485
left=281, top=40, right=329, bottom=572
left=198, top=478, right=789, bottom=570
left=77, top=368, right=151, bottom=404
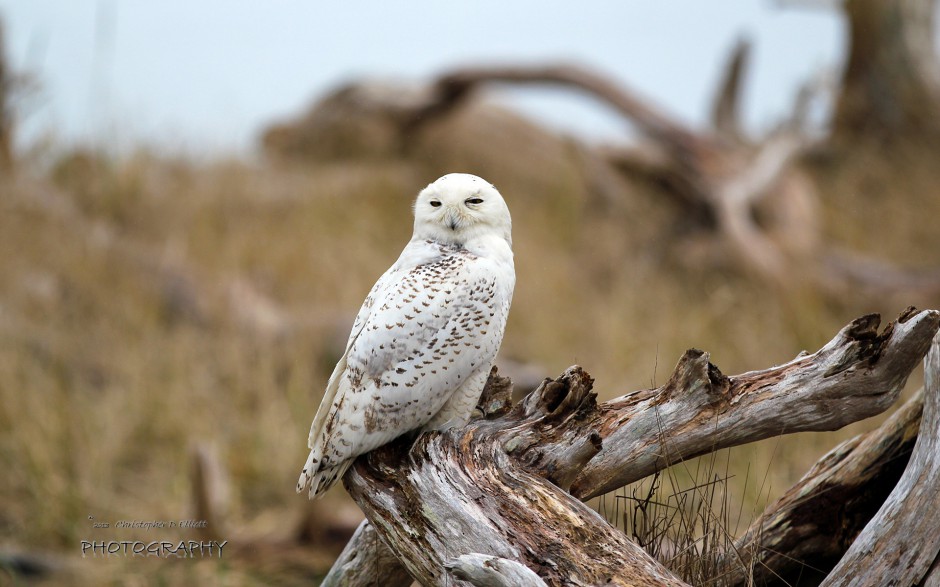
left=323, top=309, right=939, bottom=586
left=727, top=388, right=924, bottom=586
left=821, top=329, right=940, bottom=586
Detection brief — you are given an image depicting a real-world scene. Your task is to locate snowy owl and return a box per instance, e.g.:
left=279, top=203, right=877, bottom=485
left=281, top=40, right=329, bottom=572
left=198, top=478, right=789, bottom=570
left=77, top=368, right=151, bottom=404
left=298, top=173, right=515, bottom=498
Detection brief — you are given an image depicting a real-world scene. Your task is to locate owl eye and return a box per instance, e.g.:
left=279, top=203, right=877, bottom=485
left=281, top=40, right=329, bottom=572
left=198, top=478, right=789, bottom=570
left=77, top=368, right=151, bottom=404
left=429, top=200, right=442, bottom=208
left=465, top=197, right=484, bottom=205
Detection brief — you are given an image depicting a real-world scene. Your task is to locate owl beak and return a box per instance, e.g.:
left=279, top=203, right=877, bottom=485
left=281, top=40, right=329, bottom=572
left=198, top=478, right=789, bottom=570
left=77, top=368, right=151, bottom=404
left=445, top=211, right=459, bottom=230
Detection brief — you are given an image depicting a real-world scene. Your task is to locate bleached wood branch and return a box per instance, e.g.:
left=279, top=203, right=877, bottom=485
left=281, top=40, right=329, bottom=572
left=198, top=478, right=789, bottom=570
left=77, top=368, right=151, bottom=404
left=571, top=308, right=938, bottom=499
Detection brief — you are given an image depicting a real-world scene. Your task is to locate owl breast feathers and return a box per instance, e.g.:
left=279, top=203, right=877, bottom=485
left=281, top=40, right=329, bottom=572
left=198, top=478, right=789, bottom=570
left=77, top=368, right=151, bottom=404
left=298, top=173, right=515, bottom=498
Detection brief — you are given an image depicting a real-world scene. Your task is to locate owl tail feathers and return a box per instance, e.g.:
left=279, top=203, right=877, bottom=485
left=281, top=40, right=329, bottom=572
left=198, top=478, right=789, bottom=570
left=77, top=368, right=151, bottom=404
left=296, top=452, right=353, bottom=499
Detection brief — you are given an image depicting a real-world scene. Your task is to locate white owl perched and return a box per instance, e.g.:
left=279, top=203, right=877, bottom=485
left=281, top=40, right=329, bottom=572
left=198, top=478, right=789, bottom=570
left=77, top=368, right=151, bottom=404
left=298, top=173, right=515, bottom=498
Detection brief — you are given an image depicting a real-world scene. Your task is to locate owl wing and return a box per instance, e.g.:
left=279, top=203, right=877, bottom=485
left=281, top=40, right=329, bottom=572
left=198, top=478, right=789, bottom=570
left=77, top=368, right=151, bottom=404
left=298, top=241, right=513, bottom=497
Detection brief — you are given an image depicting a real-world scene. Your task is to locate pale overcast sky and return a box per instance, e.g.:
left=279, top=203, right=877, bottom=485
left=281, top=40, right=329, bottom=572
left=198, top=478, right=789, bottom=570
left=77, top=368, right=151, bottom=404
left=0, top=1, right=842, bottom=155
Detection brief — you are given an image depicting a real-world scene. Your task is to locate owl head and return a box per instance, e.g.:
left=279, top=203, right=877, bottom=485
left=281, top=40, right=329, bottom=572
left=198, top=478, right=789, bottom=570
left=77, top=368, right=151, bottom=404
left=412, top=173, right=512, bottom=248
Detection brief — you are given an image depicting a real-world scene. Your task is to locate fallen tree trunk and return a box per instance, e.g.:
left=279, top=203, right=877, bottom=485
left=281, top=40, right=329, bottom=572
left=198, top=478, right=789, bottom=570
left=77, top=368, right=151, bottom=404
left=323, top=309, right=939, bottom=586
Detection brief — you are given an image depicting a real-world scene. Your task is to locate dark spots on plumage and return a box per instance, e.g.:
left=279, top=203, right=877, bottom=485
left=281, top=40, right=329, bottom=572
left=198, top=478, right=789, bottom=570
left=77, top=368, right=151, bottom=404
left=396, top=367, right=406, bottom=374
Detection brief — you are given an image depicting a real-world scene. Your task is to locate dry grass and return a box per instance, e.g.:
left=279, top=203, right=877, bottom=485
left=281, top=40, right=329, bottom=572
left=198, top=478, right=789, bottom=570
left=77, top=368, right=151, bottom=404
left=1, top=135, right=938, bottom=585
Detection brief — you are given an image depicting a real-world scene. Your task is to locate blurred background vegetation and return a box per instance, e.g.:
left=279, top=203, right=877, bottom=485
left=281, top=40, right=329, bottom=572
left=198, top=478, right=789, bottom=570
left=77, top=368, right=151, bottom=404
left=2, top=2, right=940, bottom=585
